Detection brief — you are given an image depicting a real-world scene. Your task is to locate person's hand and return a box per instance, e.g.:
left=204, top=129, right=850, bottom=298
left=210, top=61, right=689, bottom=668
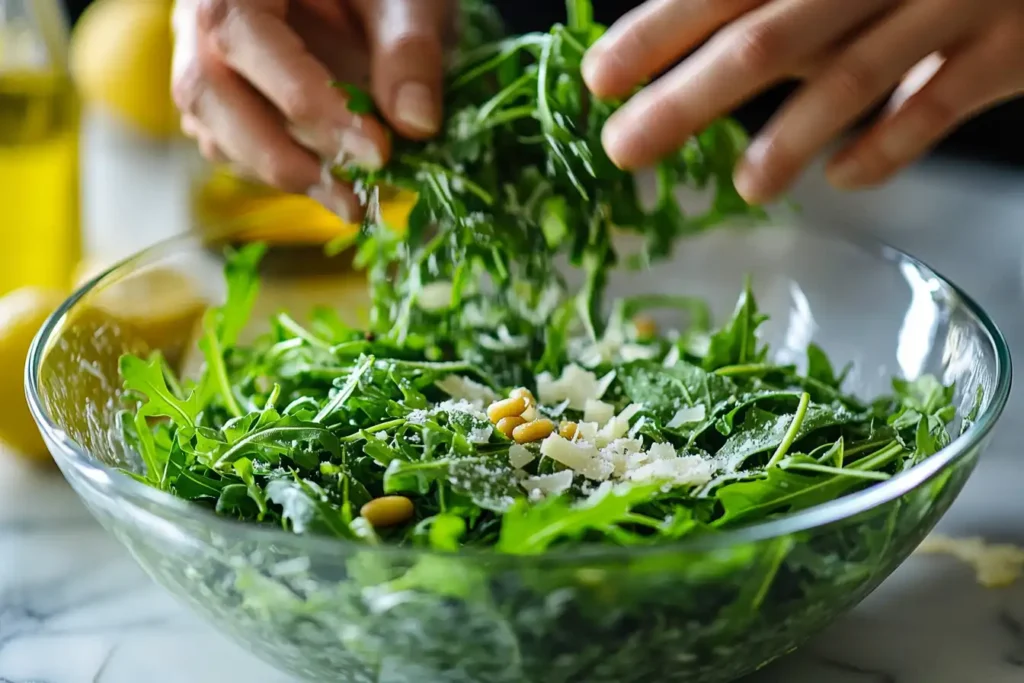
left=582, top=0, right=1024, bottom=203
left=172, top=0, right=455, bottom=220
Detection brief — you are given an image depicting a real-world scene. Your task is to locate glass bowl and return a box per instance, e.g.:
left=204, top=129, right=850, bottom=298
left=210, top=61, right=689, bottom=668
left=26, top=225, right=1010, bottom=683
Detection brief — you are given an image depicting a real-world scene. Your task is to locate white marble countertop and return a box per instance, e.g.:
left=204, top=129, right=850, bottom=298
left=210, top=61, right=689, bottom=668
left=4, top=114, right=1024, bottom=682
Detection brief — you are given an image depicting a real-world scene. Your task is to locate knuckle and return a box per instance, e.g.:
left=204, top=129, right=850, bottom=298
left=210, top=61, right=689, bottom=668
left=196, top=0, right=232, bottom=33
left=911, top=94, right=958, bottom=136
left=258, top=154, right=307, bottom=193
left=728, top=20, right=785, bottom=75
left=276, top=81, right=322, bottom=124
left=171, top=60, right=205, bottom=114
left=828, top=54, right=882, bottom=103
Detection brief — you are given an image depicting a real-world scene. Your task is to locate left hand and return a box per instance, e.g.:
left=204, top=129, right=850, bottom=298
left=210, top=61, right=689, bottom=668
left=582, top=0, right=1024, bottom=204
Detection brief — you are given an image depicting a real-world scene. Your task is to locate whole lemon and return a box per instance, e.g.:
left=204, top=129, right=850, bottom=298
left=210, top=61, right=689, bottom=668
left=0, top=287, right=66, bottom=462
left=70, top=0, right=177, bottom=139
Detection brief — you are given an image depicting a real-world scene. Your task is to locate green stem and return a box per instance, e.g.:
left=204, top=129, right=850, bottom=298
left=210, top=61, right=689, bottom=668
left=781, top=462, right=890, bottom=481
left=767, top=392, right=809, bottom=467
left=339, top=418, right=407, bottom=443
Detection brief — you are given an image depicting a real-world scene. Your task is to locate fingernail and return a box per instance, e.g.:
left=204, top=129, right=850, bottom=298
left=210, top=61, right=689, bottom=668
left=734, top=138, right=771, bottom=204
left=339, top=130, right=384, bottom=170
left=601, top=109, right=642, bottom=169
left=308, top=182, right=359, bottom=223
left=581, top=46, right=603, bottom=87
left=826, top=155, right=866, bottom=189
left=394, top=82, right=440, bottom=135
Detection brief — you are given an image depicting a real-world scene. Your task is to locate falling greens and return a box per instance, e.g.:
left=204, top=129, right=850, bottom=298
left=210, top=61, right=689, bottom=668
left=117, top=0, right=962, bottom=558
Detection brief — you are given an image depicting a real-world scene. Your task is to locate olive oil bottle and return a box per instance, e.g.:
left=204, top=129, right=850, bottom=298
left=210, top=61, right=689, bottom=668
left=0, top=0, right=80, bottom=297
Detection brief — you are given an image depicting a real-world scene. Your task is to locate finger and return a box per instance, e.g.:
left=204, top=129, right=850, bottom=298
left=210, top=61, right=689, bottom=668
left=195, top=57, right=361, bottom=221
left=601, top=0, right=895, bottom=170
left=827, top=39, right=1024, bottom=188
left=197, top=134, right=229, bottom=164
left=199, top=0, right=389, bottom=169
left=733, top=0, right=972, bottom=203
left=351, top=0, right=453, bottom=138
left=581, top=0, right=764, bottom=99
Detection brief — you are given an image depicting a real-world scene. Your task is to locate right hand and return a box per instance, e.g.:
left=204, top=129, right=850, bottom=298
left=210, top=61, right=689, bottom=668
left=172, top=0, right=456, bottom=220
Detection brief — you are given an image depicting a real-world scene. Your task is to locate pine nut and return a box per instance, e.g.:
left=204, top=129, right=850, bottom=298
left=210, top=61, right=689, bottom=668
left=496, top=415, right=526, bottom=438
left=559, top=421, right=578, bottom=440
left=510, top=387, right=536, bottom=407
left=360, top=496, right=415, bottom=528
left=513, top=418, right=555, bottom=444
left=487, top=396, right=528, bottom=423
left=633, top=315, right=657, bottom=340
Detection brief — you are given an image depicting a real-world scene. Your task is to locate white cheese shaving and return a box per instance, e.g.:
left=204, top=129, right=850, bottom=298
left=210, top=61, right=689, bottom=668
left=626, top=456, right=715, bottom=487
left=521, top=470, right=574, bottom=500
left=916, top=534, right=1024, bottom=588
left=575, top=421, right=599, bottom=442
left=647, top=442, right=677, bottom=461
left=583, top=399, right=615, bottom=426
left=540, top=434, right=613, bottom=481
left=536, top=364, right=603, bottom=410
left=417, top=281, right=454, bottom=311
left=667, top=404, right=706, bottom=429
left=619, top=343, right=661, bottom=362
left=596, top=403, right=642, bottom=446
left=434, top=375, right=497, bottom=404
left=600, top=438, right=644, bottom=477
left=662, top=345, right=681, bottom=367
left=508, top=444, right=535, bottom=469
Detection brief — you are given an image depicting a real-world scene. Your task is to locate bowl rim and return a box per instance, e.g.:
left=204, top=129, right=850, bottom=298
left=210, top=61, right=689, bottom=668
left=25, top=229, right=1013, bottom=561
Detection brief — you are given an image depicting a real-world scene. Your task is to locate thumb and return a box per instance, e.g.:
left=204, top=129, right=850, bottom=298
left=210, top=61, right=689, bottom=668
left=353, top=0, right=454, bottom=139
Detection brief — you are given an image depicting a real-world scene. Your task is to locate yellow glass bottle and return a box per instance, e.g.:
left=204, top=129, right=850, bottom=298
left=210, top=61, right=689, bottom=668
left=0, top=0, right=80, bottom=297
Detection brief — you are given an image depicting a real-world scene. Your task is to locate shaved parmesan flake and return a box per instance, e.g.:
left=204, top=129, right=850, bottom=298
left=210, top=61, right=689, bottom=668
left=601, top=438, right=644, bottom=477
left=620, top=343, right=660, bottom=362
left=537, top=364, right=603, bottom=410
left=917, top=534, right=1024, bottom=588
left=576, top=421, right=599, bottom=442
left=540, top=434, right=613, bottom=481
left=435, top=375, right=497, bottom=404
left=418, top=281, right=454, bottom=311
left=508, top=444, right=535, bottom=469
left=667, top=404, right=706, bottom=429
left=521, top=470, right=574, bottom=500
left=647, top=442, right=677, bottom=461
left=584, top=399, right=615, bottom=426
left=627, top=456, right=715, bottom=487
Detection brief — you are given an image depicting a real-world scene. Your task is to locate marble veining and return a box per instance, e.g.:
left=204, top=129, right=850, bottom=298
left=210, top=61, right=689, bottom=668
left=3, top=114, right=1024, bottom=682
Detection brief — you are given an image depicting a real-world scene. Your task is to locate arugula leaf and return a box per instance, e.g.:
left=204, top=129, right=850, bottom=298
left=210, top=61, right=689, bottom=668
left=702, top=278, right=768, bottom=371
left=498, top=483, right=663, bottom=554
left=120, top=355, right=199, bottom=427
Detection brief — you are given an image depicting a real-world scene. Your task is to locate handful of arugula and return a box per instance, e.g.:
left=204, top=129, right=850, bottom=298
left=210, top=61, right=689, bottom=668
left=117, top=0, right=961, bottom=555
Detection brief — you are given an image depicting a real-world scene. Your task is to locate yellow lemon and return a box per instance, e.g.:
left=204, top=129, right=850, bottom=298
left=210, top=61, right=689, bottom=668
left=70, top=0, right=176, bottom=139
left=194, top=167, right=419, bottom=245
left=87, top=265, right=207, bottom=368
left=0, top=287, right=66, bottom=462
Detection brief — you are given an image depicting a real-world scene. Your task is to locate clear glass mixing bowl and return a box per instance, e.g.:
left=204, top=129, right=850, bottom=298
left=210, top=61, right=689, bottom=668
left=26, top=225, right=1011, bottom=683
